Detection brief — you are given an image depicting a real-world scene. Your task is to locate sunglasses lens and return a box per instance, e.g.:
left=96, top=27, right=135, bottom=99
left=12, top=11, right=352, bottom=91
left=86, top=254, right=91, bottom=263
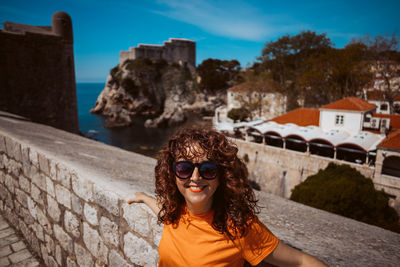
left=199, top=162, right=218, bottom=179
left=174, top=162, right=194, bottom=179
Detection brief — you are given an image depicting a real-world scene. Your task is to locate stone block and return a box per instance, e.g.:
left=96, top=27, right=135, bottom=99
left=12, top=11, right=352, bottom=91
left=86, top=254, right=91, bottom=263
left=64, top=210, right=80, bottom=238
left=33, top=222, right=45, bottom=241
left=84, top=203, right=98, bottom=226
left=71, top=194, right=82, bottom=215
left=72, top=174, right=93, bottom=202
left=0, top=258, right=10, bottom=266
left=47, top=195, right=61, bottom=222
left=100, top=216, right=119, bottom=247
left=27, top=196, right=37, bottom=219
left=31, top=168, right=46, bottom=191
left=8, top=248, right=32, bottom=264
left=29, top=148, right=39, bottom=167
left=0, top=171, right=5, bottom=184
left=21, top=207, right=35, bottom=225
left=55, top=184, right=71, bottom=209
left=49, top=160, right=57, bottom=180
left=31, top=183, right=44, bottom=206
left=0, top=156, right=4, bottom=170
left=38, top=153, right=50, bottom=176
left=0, top=244, right=12, bottom=257
left=83, top=222, right=108, bottom=264
left=19, top=175, right=31, bottom=193
left=123, top=203, right=151, bottom=237
left=123, top=232, right=158, bottom=267
left=11, top=241, right=26, bottom=252
left=93, top=184, right=119, bottom=216
left=12, top=140, right=22, bottom=162
left=150, top=215, right=163, bottom=246
left=36, top=206, right=52, bottom=234
left=67, top=257, right=78, bottom=267
left=0, top=227, right=15, bottom=239
left=21, top=144, right=31, bottom=177
left=57, top=164, right=71, bottom=189
left=47, top=255, right=58, bottom=267
left=74, top=243, right=94, bottom=267
left=5, top=174, right=15, bottom=194
left=0, top=135, right=6, bottom=153
left=45, top=234, right=55, bottom=254
left=9, top=159, right=22, bottom=177
left=46, top=176, right=55, bottom=197
left=5, top=136, right=15, bottom=160
left=108, top=249, right=130, bottom=267
left=15, top=188, right=28, bottom=207
left=54, top=224, right=73, bottom=253
left=41, top=244, right=49, bottom=266
left=55, top=244, right=62, bottom=265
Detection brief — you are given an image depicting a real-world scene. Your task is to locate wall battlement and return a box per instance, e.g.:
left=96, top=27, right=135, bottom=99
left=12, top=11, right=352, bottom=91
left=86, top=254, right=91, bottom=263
left=120, top=38, right=196, bottom=67
left=0, top=111, right=399, bottom=266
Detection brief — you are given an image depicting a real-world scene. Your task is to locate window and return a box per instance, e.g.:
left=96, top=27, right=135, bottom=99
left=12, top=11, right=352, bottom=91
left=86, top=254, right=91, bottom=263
left=335, top=115, right=344, bottom=125
left=230, top=93, right=234, bottom=97
left=380, top=104, right=388, bottom=111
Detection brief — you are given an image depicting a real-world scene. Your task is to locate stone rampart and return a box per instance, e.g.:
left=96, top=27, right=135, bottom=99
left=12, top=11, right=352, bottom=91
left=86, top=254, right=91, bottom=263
left=233, top=138, right=376, bottom=197
left=0, top=12, right=78, bottom=133
left=120, top=38, right=196, bottom=67
left=0, top=111, right=399, bottom=266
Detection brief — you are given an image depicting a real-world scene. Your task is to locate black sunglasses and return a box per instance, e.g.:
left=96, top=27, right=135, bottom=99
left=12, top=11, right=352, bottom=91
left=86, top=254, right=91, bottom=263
left=172, top=161, right=219, bottom=180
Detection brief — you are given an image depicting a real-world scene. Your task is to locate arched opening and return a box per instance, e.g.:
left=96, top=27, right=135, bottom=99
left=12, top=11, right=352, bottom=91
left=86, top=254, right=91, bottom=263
left=264, top=132, right=283, bottom=148
left=285, top=135, right=307, bottom=152
left=309, top=139, right=334, bottom=158
left=382, top=156, right=400, bottom=178
left=336, top=144, right=367, bottom=164
left=247, top=129, right=263, bottom=144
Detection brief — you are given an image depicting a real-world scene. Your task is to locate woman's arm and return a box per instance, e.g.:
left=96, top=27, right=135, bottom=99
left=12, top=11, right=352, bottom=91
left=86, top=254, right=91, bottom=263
left=126, top=192, right=161, bottom=215
left=263, top=241, right=327, bottom=267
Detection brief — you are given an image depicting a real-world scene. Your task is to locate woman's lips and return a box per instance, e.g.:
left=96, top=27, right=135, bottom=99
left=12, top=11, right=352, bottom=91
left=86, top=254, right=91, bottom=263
left=188, top=185, right=205, bottom=192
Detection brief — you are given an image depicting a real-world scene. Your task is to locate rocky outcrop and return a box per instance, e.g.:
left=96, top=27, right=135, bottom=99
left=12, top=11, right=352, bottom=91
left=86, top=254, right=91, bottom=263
left=91, top=59, right=225, bottom=128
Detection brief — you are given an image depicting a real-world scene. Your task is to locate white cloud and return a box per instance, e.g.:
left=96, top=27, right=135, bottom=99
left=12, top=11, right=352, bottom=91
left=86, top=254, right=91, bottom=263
left=153, top=0, right=302, bottom=41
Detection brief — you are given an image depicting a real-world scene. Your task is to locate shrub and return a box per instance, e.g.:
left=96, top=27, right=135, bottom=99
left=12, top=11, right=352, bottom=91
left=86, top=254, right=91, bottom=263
left=290, top=163, right=400, bottom=233
left=227, top=107, right=250, bottom=122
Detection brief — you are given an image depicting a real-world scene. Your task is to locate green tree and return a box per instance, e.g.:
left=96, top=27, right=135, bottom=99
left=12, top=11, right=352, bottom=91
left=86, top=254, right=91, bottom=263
left=258, top=31, right=332, bottom=109
left=197, top=58, right=241, bottom=93
left=290, top=163, right=400, bottom=233
left=227, top=107, right=250, bottom=122
left=351, top=33, right=400, bottom=112
left=299, top=44, right=372, bottom=106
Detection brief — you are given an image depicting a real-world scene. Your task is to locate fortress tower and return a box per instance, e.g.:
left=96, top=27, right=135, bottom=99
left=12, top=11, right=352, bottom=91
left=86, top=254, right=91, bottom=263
left=119, top=38, right=196, bottom=67
left=0, top=11, right=79, bottom=133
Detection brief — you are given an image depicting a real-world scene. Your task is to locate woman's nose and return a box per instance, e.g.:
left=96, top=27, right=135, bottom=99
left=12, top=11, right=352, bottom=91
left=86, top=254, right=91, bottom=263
left=191, top=167, right=201, bottom=181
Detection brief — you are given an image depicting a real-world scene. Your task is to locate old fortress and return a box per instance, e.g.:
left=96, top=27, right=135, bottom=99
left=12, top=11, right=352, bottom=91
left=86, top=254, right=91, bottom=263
left=119, top=38, right=196, bottom=67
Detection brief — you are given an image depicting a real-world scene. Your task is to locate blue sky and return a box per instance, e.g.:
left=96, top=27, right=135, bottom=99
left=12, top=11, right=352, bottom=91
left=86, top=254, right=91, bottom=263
left=1, top=0, right=399, bottom=82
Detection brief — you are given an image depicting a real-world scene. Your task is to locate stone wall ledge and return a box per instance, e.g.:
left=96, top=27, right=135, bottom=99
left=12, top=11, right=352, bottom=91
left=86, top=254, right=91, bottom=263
left=0, top=110, right=399, bottom=266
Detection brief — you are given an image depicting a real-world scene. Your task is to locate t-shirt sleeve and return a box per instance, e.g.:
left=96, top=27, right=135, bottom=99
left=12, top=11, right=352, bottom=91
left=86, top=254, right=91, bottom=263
left=239, top=217, right=279, bottom=266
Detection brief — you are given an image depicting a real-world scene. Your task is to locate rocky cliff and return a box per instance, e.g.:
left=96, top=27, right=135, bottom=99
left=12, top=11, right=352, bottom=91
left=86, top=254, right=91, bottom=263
left=90, top=59, right=225, bottom=128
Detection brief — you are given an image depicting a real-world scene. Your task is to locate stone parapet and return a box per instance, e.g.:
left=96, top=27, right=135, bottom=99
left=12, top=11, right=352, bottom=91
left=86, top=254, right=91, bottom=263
left=0, top=111, right=399, bottom=266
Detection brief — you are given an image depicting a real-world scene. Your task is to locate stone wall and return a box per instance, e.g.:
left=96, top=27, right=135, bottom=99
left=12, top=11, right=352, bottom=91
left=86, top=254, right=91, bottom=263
left=0, top=111, right=399, bottom=266
left=0, top=12, right=79, bottom=133
left=233, top=138, right=376, bottom=198
left=120, top=38, right=196, bottom=67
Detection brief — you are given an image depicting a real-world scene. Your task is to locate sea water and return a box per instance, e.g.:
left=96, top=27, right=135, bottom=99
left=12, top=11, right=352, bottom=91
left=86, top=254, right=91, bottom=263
left=76, top=83, right=211, bottom=158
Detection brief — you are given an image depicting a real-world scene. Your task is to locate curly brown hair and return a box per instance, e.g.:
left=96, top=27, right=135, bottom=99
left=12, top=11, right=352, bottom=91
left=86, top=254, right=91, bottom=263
left=155, top=127, right=259, bottom=239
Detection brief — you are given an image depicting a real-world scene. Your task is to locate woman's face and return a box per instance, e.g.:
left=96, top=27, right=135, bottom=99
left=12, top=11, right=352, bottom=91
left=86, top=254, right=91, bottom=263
left=174, top=143, right=219, bottom=214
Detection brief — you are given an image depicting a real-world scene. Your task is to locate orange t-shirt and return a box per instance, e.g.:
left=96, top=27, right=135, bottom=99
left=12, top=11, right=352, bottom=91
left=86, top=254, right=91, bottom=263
left=158, top=209, right=279, bottom=267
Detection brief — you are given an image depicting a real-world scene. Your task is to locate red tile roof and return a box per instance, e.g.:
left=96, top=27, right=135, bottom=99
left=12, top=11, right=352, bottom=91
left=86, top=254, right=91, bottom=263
left=321, top=97, right=376, bottom=111
left=379, top=129, right=400, bottom=150
left=367, top=90, right=386, bottom=101
left=372, top=113, right=400, bottom=130
left=267, top=108, right=320, bottom=126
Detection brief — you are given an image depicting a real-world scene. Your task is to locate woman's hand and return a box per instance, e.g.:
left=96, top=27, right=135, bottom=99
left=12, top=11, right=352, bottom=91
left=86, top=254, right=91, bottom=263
left=126, top=192, right=161, bottom=215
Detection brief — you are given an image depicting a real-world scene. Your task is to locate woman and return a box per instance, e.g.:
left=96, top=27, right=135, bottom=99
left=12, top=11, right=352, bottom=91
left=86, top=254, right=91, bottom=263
left=127, top=128, right=327, bottom=266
